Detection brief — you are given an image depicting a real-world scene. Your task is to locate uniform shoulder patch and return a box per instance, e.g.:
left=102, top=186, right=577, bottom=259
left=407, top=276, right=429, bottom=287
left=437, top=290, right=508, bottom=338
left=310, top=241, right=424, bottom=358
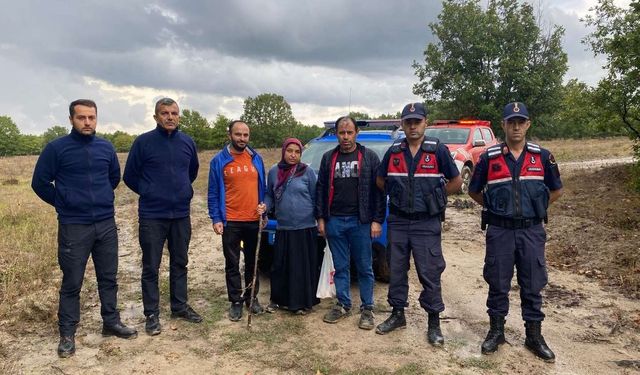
left=390, top=140, right=404, bottom=153
left=526, top=142, right=541, bottom=154
left=420, top=136, right=439, bottom=153
left=548, top=153, right=560, bottom=178
left=486, top=144, right=503, bottom=159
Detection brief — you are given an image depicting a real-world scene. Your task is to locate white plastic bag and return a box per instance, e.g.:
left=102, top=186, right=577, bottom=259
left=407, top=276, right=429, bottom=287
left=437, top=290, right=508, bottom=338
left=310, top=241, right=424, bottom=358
left=316, top=245, right=336, bottom=299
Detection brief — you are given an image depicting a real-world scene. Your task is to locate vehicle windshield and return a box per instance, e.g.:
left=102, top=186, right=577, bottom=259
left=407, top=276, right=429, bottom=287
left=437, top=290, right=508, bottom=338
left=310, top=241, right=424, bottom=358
left=301, top=140, right=393, bottom=171
left=425, top=128, right=470, bottom=144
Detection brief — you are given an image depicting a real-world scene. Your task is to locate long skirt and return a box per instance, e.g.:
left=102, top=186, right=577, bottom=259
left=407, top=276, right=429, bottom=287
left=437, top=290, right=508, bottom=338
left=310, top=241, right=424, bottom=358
left=270, top=227, right=320, bottom=311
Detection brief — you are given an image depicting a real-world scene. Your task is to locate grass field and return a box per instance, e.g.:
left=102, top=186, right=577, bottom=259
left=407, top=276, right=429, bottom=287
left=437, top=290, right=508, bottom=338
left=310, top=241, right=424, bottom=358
left=543, top=136, right=634, bottom=162
left=0, top=136, right=635, bottom=327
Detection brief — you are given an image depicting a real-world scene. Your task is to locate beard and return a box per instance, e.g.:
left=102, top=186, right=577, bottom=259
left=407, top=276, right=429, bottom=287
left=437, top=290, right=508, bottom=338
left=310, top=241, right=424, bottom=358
left=230, top=139, right=247, bottom=152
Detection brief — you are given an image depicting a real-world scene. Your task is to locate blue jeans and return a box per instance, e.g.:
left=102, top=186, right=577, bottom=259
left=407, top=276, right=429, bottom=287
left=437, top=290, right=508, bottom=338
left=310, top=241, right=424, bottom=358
left=325, top=215, right=374, bottom=309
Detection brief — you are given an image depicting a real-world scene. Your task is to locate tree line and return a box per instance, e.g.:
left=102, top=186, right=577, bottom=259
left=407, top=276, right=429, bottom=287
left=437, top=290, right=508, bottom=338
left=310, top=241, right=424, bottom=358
left=411, top=0, right=638, bottom=188
left=0, top=92, right=402, bottom=156
left=0, top=94, right=325, bottom=156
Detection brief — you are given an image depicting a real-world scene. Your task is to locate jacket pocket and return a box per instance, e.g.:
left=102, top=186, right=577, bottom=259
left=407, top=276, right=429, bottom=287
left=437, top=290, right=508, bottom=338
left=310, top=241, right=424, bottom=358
left=526, top=183, right=550, bottom=219
left=488, top=185, right=512, bottom=216
left=483, top=256, right=498, bottom=286
left=425, top=186, right=447, bottom=216
left=427, top=243, right=446, bottom=274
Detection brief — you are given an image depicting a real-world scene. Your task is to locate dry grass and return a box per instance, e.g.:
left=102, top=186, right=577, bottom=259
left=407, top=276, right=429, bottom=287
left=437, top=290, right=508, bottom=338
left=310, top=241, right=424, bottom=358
left=0, top=147, right=282, bottom=329
left=542, top=136, right=633, bottom=162
left=0, top=139, right=636, bottom=330
left=0, top=157, right=59, bottom=327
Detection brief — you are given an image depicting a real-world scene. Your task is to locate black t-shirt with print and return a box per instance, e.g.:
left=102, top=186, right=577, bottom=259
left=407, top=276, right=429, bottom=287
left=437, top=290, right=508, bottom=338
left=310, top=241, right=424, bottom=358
left=330, top=149, right=359, bottom=216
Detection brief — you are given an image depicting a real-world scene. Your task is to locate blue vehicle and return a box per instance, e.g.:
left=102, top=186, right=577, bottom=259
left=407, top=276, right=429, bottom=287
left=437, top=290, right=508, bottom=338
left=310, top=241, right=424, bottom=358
left=259, top=119, right=403, bottom=282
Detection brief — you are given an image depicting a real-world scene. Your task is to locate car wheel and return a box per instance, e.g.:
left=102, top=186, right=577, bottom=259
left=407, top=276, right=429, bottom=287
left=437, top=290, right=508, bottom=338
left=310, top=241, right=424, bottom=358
left=372, top=242, right=390, bottom=283
left=460, top=165, right=472, bottom=194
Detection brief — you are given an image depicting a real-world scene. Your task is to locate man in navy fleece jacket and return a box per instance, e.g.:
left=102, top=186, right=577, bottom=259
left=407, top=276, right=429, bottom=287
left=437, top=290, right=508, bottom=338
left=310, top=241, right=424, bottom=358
left=32, top=99, right=137, bottom=358
left=123, top=97, right=202, bottom=336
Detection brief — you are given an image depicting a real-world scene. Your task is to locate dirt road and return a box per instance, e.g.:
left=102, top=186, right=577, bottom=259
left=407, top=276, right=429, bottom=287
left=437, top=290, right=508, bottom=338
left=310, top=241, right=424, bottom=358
left=559, top=156, right=635, bottom=171
left=5, top=182, right=640, bottom=374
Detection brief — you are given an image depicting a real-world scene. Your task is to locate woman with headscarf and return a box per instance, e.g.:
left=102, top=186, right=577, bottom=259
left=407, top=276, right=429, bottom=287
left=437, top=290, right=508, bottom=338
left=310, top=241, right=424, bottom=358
left=262, top=138, right=319, bottom=314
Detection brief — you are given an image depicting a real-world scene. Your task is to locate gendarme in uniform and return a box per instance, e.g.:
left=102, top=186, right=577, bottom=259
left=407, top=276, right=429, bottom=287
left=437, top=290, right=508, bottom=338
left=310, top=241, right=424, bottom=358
left=375, top=102, right=461, bottom=345
left=468, top=101, right=563, bottom=362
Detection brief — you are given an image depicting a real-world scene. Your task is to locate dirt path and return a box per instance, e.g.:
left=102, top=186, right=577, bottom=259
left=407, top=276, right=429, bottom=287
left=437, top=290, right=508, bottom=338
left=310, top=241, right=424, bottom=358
left=6, top=186, right=640, bottom=374
left=559, top=156, right=635, bottom=172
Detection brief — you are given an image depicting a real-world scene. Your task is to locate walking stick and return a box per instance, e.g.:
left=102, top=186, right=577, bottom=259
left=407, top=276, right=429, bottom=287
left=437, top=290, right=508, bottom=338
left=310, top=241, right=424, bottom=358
left=247, top=214, right=264, bottom=329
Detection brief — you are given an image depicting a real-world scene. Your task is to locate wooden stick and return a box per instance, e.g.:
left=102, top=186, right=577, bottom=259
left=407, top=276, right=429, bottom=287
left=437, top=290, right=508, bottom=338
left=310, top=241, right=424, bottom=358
left=247, top=215, right=264, bottom=329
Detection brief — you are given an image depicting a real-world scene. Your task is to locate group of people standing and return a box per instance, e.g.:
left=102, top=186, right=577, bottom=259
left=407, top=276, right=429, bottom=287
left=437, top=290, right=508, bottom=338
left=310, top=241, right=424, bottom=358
left=32, top=97, right=562, bottom=364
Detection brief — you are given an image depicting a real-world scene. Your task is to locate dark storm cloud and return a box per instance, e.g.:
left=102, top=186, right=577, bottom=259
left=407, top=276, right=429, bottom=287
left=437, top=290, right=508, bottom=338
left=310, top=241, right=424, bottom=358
left=0, top=0, right=440, bottom=91
left=159, top=0, right=441, bottom=71
left=0, top=0, right=614, bottom=133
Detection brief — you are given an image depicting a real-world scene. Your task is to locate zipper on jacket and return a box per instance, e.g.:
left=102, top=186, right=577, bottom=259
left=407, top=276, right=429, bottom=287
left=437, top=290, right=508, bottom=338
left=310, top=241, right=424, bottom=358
left=87, top=144, right=96, bottom=219
left=408, top=150, right=415, bottom=213
left=169, top=135, right=176, bottom=219
left=514, top=176, right=522, bottom=217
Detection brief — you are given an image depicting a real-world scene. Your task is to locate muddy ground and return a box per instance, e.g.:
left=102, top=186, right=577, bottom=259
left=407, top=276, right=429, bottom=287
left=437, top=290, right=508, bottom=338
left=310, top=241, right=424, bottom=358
left=2, top=157, right=640, bottom=374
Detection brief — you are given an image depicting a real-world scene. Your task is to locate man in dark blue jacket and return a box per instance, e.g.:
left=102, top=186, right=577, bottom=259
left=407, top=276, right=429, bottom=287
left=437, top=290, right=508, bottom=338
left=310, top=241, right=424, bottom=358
left=124, top=98, right=201, bottom=336
left=315, top=116, right=386, bottom=330
left=32, top=99, right=137, bottom=358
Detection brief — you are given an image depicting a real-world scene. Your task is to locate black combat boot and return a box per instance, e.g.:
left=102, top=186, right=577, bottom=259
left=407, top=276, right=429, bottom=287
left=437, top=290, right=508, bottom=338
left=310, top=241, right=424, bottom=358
left=481, top=316, right=506, bottom=354
left=375, top=308, right=406, bottom=335
left=524, top=321, right=556, bottom=363
left=427, top=313, right=444, bottom=346
left=57, top=336, right=75, bottom=358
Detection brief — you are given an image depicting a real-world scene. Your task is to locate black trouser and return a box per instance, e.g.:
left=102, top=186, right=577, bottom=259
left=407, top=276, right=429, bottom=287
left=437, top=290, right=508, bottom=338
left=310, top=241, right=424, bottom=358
left=484, top=224, right=547, bottom=321
left=139, top=217, right=191, bottom=317
left=386, top=214, right=446, bottom=313
left=57, top=217, right=120, bottom=336
left=222, top=221, right=259, bottom=303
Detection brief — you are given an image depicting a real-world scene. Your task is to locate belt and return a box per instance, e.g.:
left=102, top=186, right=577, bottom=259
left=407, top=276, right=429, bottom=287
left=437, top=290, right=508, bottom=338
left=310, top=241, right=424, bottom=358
left=486, top=214, right=542, bottom=229
left=389, top=206, right=432, bottom=220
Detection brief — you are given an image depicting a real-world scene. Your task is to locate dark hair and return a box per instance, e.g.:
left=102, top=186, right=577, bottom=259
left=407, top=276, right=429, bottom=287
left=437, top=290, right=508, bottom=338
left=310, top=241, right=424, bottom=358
left=228, top=120, right=247, bottom=133
left=154, top=97, right=177, bottom=115
left=69, top=99, right=97, bottom=117
left=335, top=116, right=358, bottom=131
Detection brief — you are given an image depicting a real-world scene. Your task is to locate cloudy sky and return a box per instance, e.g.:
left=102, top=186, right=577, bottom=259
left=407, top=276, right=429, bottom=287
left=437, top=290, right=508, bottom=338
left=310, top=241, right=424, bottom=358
left=0, top=0, right=630, bottom=135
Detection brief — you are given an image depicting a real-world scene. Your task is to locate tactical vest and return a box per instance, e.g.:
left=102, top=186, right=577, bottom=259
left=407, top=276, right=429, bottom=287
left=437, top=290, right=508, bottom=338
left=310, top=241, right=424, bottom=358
left=484, top=142, right=549, bottom=219
left=386, top=137, right=447, bottom=216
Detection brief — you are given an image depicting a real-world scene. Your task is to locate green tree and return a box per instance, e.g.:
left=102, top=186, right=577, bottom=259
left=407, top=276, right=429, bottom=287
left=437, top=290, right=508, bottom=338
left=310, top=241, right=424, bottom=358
left=18, top=134, right=44, bottom=155
left=241, top=93, right=295, bottom=148
left=544, top=79, right=622, bottom=139
left=42, top=125, right=69, bottom=146
left=180, top=109, right=215, bottom=150
left=289, top=122, right=324, bottom=144
left=583, top=0, right=640, bottom=153
left=210, top=114, right=232, bottom=148
left=110, top=131, right=136, bottom=152
left=0, top=116, right=21, bottom=156
left=413, top=0, right=568, bottom=136
left=376, top=112, right=402, bottom=120
left=348, top=111, right=371, bottom=120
